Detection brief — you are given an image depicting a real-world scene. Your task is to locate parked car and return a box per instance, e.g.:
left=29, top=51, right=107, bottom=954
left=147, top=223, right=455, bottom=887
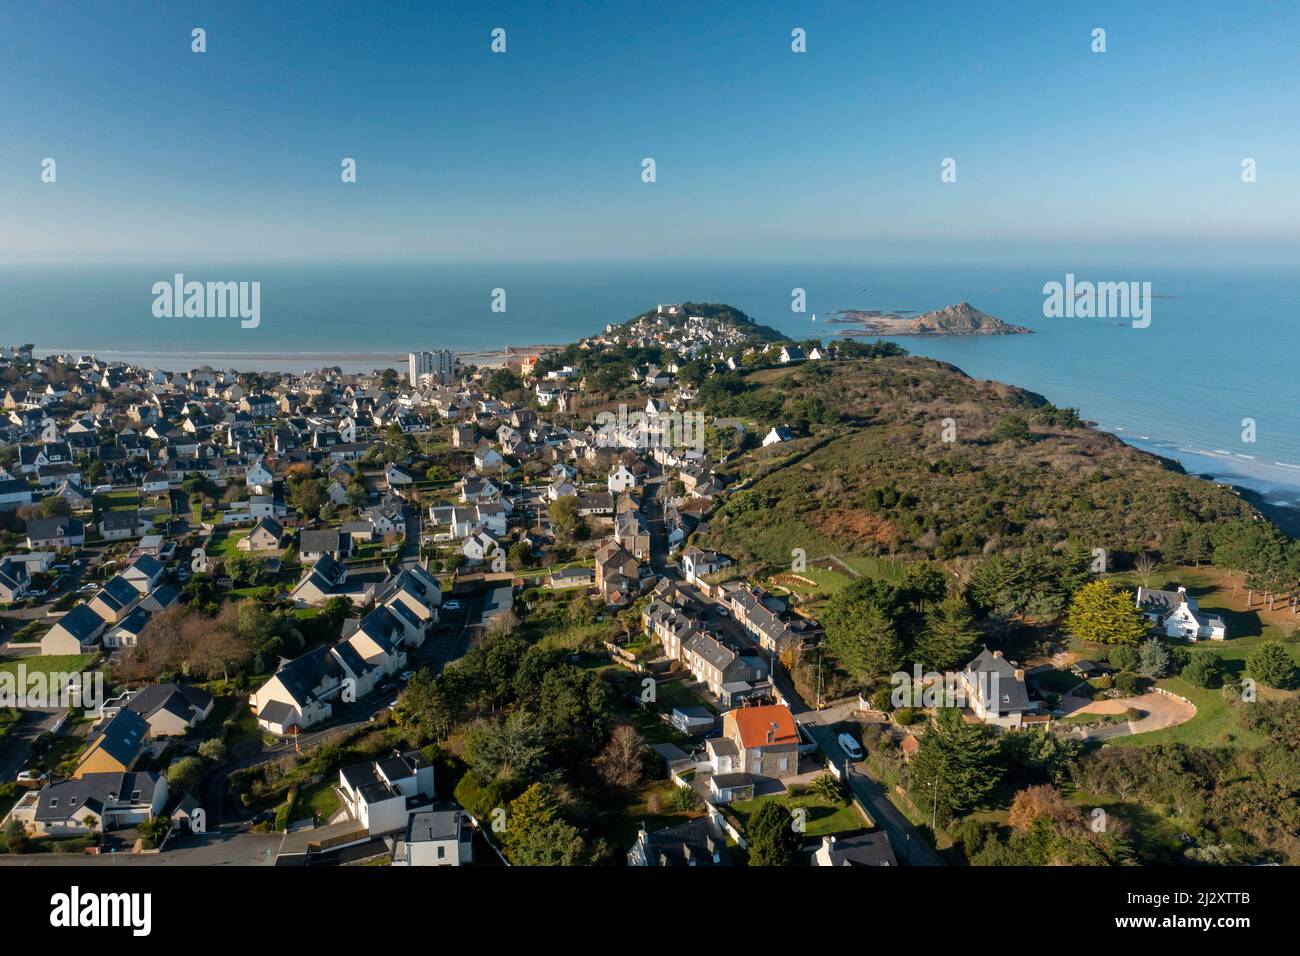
left=837, top=732, right=864, bottom=761
left=399, top=670, right=415, bottom=681
left=92, top=484, right=112, bottom=494
left=16, top=769, right=49, bottom=787
left=442, top=599, right=461, bottom=611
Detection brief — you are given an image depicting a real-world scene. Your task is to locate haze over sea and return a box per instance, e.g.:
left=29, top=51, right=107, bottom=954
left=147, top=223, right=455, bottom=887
left=4, top=261, right=1298, bottom=505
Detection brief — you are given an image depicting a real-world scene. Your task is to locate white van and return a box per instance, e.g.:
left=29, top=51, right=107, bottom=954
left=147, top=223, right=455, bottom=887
left=837, top=732, right=863, bottom=761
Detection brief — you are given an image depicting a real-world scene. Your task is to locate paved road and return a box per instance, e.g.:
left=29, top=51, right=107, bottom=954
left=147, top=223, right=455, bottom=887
left=641, top=477, right=670, bottom=575
left=0, top=708, right=65, bottom=782
left=798, top=718, right=944, bottom=866
left=0, top=830, right=285, bottom=866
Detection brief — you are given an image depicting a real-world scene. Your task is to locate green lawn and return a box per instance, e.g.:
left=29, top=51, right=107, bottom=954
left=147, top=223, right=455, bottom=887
left=299, top=778, right=342, bottom=822
left=649, top=677, right=718, bottom=716
left=728, top=792, right=868, bottom=840
left=95, top=489, right=140, bottom=510
left=0, top=654, right=98, bottom=679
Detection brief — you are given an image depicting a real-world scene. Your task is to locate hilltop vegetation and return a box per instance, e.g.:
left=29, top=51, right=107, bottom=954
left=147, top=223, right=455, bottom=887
left=697, top=356, right=1256, bottom=570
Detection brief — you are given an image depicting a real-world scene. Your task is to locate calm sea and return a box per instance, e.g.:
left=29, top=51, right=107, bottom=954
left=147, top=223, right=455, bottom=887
left=3, top=261, right=1298, bottom=504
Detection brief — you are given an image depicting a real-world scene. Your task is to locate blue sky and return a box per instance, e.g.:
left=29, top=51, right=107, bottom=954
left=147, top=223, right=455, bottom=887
left=2, top=0, right=1298, bottom=264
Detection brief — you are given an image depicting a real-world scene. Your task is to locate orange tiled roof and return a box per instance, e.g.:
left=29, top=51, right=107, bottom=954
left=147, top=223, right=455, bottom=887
left=731, top=705, right=798, bottom=749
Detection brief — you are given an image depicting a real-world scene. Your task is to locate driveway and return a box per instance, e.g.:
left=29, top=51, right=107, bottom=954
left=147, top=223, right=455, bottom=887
left=1059, top=691, right=1196, bottom=741
left=797, top=718, right=943, bottom=866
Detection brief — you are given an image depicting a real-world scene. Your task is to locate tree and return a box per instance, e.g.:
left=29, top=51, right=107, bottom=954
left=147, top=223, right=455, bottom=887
left=811, top=772, right=846, bottom=803
left=992, top=414, right=1032, bottom=443
left=40, top=495, right=71, bottom=518
left=167, top=756, right=204, bottom=794
left=548, top=496, right=587, bottom=541
left=505, top=783, right=595, bottom=865
left=1248, top=642, right=1298, bottom=690
left=1136, top=638, right=1172, bottom=679
left=4, top=817, right=28, bottom=854
left=507, top=540, right=532, bottom=570
left=534, top=665, right=614, bottom=759
left=595, top=725, right=646, bottom=790
left=288, top=477, right=326, bottom=519
left=747, top=800, right=800, bottom=866
left=1108, top=645, right=1137, bottom=672
left=508, top=818, right=592, bottom=866
left=463, top=713, right=548, bottom=786
left=1065, top=581, right=1148, bottom=646
left=917, top=593, right=980, bottom=671
left=1181, top=650, right=1221, bottom=688
left=828, top=601, right=904, bottom=685
left=198, top=739, right=227, bottom=762
left=900, top=561, right=947, bottom=612
left=908, top=708, right=1003, bottom=824
left=1133, top=553, right=1158, bottom=589
left=394, top=670, right=462, bottom=742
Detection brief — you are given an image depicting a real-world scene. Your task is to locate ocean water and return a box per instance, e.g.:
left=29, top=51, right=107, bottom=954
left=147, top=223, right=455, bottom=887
left=2, top=261, right=1298, bottom=503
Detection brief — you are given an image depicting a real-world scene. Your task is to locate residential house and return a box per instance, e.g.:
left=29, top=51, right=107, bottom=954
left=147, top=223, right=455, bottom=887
left=0, top=557, right=31, bottom=602
left=338, top=750, right=435, bottom=836
left=300, top=529, right=352, bottom=563
left=706, top=704, right=799, bottom=785
left=1135, top=585, right=1228, bottom=641
left=812, top=832, right=897, bottom=867
left=100, top=510, right=147, bottom=541
left=627, top=818, right=731, bottom=866
left=681, top=545, right=731, bottom=585
left=108, top=683, right=214, bottom=737
left=238, top=517, right=284, bottom=552
left=73, top=708, right=151, bottom=779
left=25, top=517, right=86, bottom=549
left=959, top=647, right=1038, bottom=730
left=40, top=604, right=108, bottom=655
left=398, top=809, right=474, bottom=866
left=11, top=772, right=167, bottom=837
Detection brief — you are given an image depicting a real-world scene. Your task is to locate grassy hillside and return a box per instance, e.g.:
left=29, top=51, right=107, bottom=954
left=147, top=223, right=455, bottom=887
left=699, top=356, right=1256, bottom=570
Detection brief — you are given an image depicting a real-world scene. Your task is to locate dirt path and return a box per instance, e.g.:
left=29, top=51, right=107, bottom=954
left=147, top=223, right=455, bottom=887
left=1059, top=690, right=1196, bottom=740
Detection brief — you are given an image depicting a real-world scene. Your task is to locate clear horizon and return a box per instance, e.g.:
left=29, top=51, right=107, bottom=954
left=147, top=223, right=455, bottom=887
left=3, top=0, right=1299, bottom=264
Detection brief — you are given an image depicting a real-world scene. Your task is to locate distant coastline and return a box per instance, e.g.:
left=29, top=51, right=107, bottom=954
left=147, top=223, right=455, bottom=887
left=31, top=344, right=567, bottom=375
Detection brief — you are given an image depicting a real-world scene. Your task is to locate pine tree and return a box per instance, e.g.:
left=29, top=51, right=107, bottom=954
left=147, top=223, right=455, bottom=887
left=1136, top=637, right=1172, bottom=678
left=918, top=593, right=980, bottom=671
left=908, top=708, right=1003, bottom=824
left=826, top=597, right=905, bottom=684
left=1064, top=580, right=1148, bottom=646
left=1248, top=642, right=1298, bottom=689
left=747, top=800, right=801, bottom=866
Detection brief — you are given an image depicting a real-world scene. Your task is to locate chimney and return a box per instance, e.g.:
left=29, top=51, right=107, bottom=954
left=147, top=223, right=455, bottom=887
left=767, top=722, right=777, bottom=743
left=1014, top=668, right=1024, bottom=681
left=992, top=650, right=1003, bottom=659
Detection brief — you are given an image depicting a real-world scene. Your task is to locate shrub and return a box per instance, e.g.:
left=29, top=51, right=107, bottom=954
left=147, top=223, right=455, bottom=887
left=1247, top=642, right=1298, bottom=690
left=1113, top=672, right=1139, bottom=696
left=894, top=707, right=918, bottom=726
left=1181, top=651, right=1221, bottom=688
left=138, top=816, right=172, bottom=850
left=1108, top=646, right=1138, bottom=672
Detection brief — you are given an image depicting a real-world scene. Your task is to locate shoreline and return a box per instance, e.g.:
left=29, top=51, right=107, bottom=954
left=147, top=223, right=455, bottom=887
left=30, top=341, right=1300, bottom=515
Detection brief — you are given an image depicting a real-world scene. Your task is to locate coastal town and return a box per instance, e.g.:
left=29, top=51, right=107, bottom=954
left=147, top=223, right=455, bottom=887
left=0, top=301, right=1296, bottom=871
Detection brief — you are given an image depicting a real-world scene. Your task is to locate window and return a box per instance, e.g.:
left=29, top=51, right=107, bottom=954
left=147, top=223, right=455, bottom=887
left=436, top=846, right=445, bottom=860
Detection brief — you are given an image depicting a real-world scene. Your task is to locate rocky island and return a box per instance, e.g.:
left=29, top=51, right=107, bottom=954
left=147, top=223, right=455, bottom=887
left=831, top=301, right=1033, bottom=336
